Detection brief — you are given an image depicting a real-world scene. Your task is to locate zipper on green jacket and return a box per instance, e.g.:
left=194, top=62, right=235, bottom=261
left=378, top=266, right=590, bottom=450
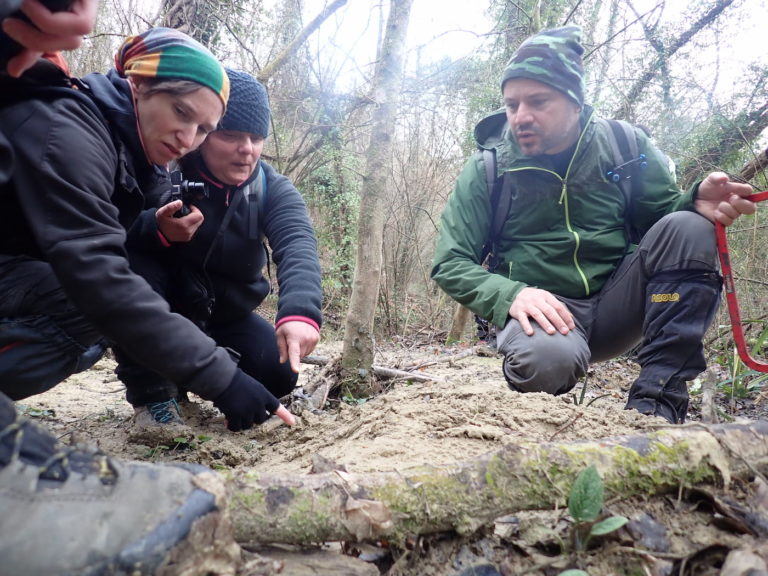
left=560, top=179, right=590, bottom=295
left=504, top=111, right=595, bottom=297
left=560, top=116, right=593, bottom=296
left=503, top=165, right=591, bottom=296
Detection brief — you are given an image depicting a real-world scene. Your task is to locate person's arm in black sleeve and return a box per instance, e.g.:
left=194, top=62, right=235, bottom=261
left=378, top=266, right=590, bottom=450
left=261, top=163, right=322, bottom=325
left=260, top=162, right=322, bottom=370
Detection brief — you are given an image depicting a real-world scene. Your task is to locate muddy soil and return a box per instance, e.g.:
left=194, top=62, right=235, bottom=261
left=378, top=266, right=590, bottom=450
left=19, top=341, right=768, bottom=576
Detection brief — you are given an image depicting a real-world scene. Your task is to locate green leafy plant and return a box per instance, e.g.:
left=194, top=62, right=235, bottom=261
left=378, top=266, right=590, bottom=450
left=96, top=407, right=116, bottom=422
left=341, top=392, right=368, bottom=406
left=139, top=434, right=211, bottom=459
left=140, top=444, right=170, bottom=459
left=711, top=329, right=768, bottom=401
left=17, top=405, right=55, bottom=418
left=568, top=464, right=628, bottom=552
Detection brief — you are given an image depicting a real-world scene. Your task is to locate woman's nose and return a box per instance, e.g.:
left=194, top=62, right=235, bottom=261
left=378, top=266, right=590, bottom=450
left=177, top=125, right=197, bottom=150
left=237, top=137, right=254, bottom=153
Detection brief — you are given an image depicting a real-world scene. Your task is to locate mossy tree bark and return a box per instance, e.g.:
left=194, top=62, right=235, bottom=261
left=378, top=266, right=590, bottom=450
left=228, top=421, right=768, bottom=545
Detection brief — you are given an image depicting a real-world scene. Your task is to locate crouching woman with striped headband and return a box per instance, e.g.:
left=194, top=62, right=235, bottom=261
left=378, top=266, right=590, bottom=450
left=0, top=27, right=294, bottom=428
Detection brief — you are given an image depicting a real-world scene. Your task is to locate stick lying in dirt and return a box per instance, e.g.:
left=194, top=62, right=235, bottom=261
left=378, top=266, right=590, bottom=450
left=301, top=355, right=444, bottom=383
left=227, top=420, right=768, bottom=545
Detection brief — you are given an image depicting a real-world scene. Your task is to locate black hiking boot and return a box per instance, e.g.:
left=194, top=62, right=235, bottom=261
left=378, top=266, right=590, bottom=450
left=625, top=372, right=691, bottom=424
left=0, top=392, right=241, bottom=575
left=625, top=269, right=721, bottom=424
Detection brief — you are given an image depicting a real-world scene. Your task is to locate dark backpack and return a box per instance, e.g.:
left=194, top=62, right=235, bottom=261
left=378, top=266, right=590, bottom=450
left=479, top=118, right=648, bottom=271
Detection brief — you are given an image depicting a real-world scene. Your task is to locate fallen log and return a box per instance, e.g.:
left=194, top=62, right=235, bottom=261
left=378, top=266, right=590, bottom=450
left=228, top=420, right=768, bottom=545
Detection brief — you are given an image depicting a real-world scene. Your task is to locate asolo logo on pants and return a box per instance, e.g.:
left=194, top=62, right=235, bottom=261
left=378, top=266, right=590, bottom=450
left=650, top=293, right=681, bottom=303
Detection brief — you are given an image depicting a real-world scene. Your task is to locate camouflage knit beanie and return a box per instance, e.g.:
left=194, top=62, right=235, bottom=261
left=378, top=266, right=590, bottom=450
left=500, top=25, right=585, bottom=107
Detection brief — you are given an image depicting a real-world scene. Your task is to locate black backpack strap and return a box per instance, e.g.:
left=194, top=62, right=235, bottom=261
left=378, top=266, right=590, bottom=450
left=602, top=118, right=645, bottom=245
left=607, top=119, right=638, bottom=160
left=602, top=118, right=636, bottom=204
left=479, top=149, right=496, bottom=264
left=480, top=149, right=514, bottom=271
left=245, top=163, right=267, bottom=241
left=482, top=149, right=496, bottom=201
left=244, top=163, right=274, bottom=282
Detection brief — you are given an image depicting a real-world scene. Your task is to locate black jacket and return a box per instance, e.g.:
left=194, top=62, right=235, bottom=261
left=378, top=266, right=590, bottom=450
left=0, top=63, right=237, bottom=399
left=128, top=154, right=323, bottom=329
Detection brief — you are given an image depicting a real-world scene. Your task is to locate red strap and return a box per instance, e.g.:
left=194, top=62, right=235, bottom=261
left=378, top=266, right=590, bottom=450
left=716, top=190, right=768, bottom=372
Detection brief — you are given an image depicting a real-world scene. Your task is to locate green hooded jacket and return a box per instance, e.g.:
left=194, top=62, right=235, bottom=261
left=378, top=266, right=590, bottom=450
left=431, top=105, right=697, bottom=328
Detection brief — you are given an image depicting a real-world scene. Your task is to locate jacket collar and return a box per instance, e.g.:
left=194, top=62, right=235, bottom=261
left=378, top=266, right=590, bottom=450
left=80, top=69, right=157, bottom=187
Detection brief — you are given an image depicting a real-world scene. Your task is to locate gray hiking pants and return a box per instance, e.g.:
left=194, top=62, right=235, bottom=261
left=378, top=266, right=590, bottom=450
left=495, top=211, right=719, bottom=394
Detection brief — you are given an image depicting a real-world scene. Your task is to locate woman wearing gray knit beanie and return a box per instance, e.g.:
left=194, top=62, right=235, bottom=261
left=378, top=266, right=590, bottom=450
left=116, top=69, right=323, bottom=440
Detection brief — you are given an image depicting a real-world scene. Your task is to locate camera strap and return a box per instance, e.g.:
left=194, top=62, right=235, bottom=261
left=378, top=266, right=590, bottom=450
left=201, top=185, right=245, bottom=269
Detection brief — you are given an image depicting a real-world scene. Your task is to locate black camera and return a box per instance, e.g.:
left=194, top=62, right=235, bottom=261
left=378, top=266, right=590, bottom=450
left=169, top=170, right=207, bottom=218
left=1, top=0, right=74, bottom=69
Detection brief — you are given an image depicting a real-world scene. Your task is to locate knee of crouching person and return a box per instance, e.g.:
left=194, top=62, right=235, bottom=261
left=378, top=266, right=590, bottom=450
left=501, top=349, right=584, bottom=396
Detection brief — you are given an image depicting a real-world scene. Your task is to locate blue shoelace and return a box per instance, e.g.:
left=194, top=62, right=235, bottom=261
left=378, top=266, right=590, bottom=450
left=146, top=399, right=181, bottom=424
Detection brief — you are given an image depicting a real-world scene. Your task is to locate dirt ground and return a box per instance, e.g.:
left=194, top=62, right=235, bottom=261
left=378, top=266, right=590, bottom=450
left=18, top=340, right=768, bottom=576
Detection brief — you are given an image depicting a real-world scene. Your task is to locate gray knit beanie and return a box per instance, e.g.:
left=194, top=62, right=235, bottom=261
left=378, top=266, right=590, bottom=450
left=218, top=68, right=270, bottom=138
left=500, top=26, right=585, bottom=107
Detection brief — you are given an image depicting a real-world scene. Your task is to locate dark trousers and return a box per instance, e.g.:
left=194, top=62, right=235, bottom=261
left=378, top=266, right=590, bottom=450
left=114, top=250, right=296, bottom=406
left=117, top=311, right=297, bottom=406
left=0, top=256, right=106, bottom=400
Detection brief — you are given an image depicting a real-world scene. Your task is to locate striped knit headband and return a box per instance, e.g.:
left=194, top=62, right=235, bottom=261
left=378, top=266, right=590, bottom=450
left=115, top=27, right=229, bottom=109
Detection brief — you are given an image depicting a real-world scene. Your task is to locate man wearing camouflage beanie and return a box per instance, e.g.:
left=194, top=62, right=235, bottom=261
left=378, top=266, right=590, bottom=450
left=116, top=69, right=322, bottom=441
left=431, top=26, right=756, bottom=424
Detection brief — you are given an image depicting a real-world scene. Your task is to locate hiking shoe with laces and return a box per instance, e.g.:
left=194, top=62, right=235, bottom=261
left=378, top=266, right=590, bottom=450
left=175, top=390, right=213, bottom=422
left=0, top=395, right=241, bottom=575
left=128, top=398, right=193, bottom=446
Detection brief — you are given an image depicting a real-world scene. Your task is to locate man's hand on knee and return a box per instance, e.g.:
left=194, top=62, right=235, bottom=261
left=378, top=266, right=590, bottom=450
left=508, top=287, right=575, bottom=336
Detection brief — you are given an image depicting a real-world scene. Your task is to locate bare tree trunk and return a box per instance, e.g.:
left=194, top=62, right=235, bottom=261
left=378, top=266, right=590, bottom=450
left=447, top=302, right=472, bottom=343
left=228, top=420, right=768, bottom=544
left=340, top=0, right=414, bottom=396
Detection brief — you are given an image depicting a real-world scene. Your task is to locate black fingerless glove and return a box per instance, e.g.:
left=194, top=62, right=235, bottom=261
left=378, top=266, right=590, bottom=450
left=213, top=370, right=280, bottom=431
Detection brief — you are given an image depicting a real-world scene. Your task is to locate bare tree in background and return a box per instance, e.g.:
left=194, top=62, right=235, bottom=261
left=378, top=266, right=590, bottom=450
left=341, top=0, right=414, bottom=395
left=609, top=0, right=738, bottom=122
left=161, top=0, right=226, bottom=45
